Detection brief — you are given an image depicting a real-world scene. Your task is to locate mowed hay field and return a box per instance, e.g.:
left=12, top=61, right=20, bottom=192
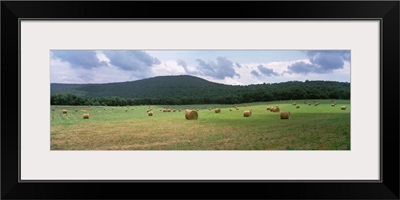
left=51, top=99, right=350, bottom=150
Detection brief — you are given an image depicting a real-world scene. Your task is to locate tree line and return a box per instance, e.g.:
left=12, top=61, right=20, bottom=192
left=51, top=81, right=350, bottom=106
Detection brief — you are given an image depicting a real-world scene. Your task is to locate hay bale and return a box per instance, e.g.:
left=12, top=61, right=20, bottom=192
left=62, top=110, right=67, bottom=114
left=331, top=104, right=335, bottom=107
left=179, top=109, right=181, bottom=112
left=163, top=109, right=167, bottom=112
left=173, top=109, right=176, bottom=112
left=51, top=108, right=55, bottom=111
left=148, top=111, right=153, bottom=116
left=266, top=107, right=271, bottom=111
left=341, top=106, right=346, bottom=110
left=209, top=108, right=211, bottom=111
left=280, top=111, right=290, bottom=119
left=75, top=109, right=78, bottom=112
left=308, top=103, right=311, bottom=106
left=230, top=108, right=232, bottom=111
left=292, top=102, right=297, bottom=106
left=167, top=109, right=171, bottom=112
left=243, top=110, right=251, bottom=117
left=271, top=106, right=280, bottom=112
left=125, top=110, right=128, bottom=112
left=296, top=106, right=300, bottom=109
left=83, top=114, right=90, bottom=119
left=215, top=108, right=221, bottom=113
left=185, top=110, right=198, bottom=120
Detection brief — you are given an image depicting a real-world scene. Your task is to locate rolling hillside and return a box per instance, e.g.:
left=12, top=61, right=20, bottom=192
left=51, top=75, right=350, bottom=105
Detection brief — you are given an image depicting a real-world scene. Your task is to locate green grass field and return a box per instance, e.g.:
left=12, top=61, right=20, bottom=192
left=51, top=99, right=350, bottom=150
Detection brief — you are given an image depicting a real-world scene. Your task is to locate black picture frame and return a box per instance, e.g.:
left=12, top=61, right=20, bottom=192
left=2, top=1, right=399, bottom=199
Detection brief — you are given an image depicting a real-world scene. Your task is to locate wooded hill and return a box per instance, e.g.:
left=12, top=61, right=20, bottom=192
left=51, top=75, right=350, bottom=105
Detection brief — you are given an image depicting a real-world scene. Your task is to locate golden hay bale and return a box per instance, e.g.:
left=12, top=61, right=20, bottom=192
left=62, top=110, right=67, bottom=114
left=243, top=110, right=251, bottom=117
left=271, top=106, right=280, bottom=112
left=167, top=109, right=171, bottom=112
left=230, top=109, right=232, bottom=111
left=296, top=106, right=300, bottom=109
left=208, top=108, right=211, bottom=111
left=83, top=114, right=90, bottom=119
left=266, top=107, right=271, bottom=110
left=341, top=106, right=347, bottom=110
left=331, top=104, right=335, bottom=107
left=308, top=103, right=311, bottom=106
left=292, top=102, right=297, bottom=106
left=185, top=110, right=198, bottom=120
left=147, top=109, right=152, bottom=112
left=75, top=109, right=78, bottom=112
left=314, top=103, right=319, bottom=106
left=148, top=111, right=153, bottom=116
left=179, top=109, right=181, bottom=112
left=125, top=110, right=128, bottom=112
left=236, top=108, right=239, bottom=110
left=173, top=109, right=176, bottom=112
left=215, top=108, right=221, bottom=113
left=280, top=111, right=290, bottom=119
left=163, top=109, right=167, bottom=112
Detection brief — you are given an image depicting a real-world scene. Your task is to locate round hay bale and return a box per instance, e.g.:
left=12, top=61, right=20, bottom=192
left=308, top=103, right=311, bottom=106
left=125, top=110, right=128, bottom=112
left=243, top=110, right=251, bottom=117
left=148, top=111, right=153, bottom=116
left=75, top=109, right=78, bottom=112
left=331, top=104, right=335, bottom=107
left=292, top=102, right=297, bottom=106
left=83, top=114, right=90, bottom=119
left=167, top=109, right=171, bottom=112
left=296, top=106, right=300, bottom=109
left=280, top=111, right=290, bottom=119
left=185, top=110, right=198, bottom=120
left=173, top=109, right=176, bottom=112
left=179, top=109, right=181, bottom=112
left=230, top=109, right=232, bottom=111
left=51, top=108, right=55, bottom=111
left=271, top=106, right=280, bottom=112
left=341, top=106, right=346, bottom=110
left=208, top=108, right=211, bottom=111
left=62, top=110, right=67, bottom=114
left=215, top=108, right=221, bottom=113
left=314, top=103, right=318, bottom=106
left=266, top=107, right=271, bottom=111
left=163, top=109, right=167, bottom=112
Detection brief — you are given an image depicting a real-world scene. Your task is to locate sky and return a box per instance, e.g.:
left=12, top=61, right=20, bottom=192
left=50, top=50, right=350, bottom=85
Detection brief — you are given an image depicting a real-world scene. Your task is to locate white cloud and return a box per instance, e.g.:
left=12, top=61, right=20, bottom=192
left=150, top=60, right=186, bottom=76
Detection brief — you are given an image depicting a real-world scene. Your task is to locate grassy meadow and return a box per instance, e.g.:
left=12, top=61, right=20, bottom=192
left=51, top=99, right=350, bottom=150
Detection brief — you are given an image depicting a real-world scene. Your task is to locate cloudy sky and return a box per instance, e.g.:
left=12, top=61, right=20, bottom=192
left=50, top=50, right=350, bottom=85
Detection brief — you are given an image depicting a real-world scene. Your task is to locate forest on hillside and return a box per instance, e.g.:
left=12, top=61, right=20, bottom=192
left=51, top=76, right=350, bottom=106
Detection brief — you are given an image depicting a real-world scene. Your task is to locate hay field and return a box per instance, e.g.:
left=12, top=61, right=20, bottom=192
left=51, top=99, right=350, bottom=150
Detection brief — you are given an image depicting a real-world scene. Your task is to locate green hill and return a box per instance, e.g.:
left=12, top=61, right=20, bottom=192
left=51, top=75, right=350, bottom=105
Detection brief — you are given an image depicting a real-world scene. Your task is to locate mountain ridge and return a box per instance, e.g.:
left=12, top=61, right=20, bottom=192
left=51, top=75, right=350, bottom=104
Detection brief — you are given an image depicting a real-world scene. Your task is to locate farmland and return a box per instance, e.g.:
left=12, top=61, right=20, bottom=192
left=51, top=99, right=350, bottom=150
